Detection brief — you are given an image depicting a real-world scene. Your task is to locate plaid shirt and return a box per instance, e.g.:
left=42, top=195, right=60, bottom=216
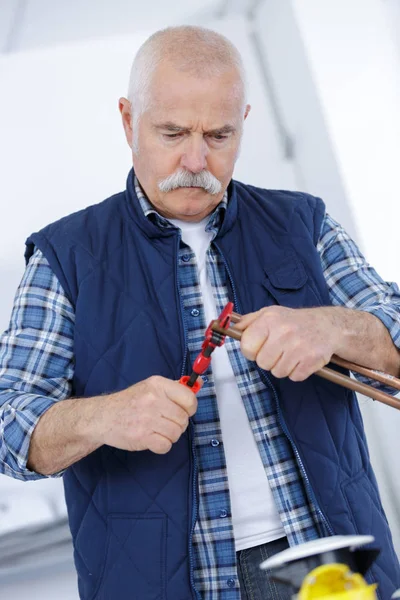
left=1, top=180, right=400, bottom=599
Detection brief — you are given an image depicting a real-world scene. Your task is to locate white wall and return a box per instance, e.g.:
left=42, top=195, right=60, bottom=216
left=0, top=568, right=79, bottom=600
left=290, top=0, right=400, bottom=556
left=254, top=0, right=357, bottom=238
left=386, top=0, right=400, bottom=59
left=292, top=0, right=400, bottom=281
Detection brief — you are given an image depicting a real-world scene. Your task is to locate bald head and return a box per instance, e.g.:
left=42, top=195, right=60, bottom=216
left=127, top=26, right=247, bottom=140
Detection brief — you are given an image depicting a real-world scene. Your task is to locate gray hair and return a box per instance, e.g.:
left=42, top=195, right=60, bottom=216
left=127, top=26, right=248, bottom=153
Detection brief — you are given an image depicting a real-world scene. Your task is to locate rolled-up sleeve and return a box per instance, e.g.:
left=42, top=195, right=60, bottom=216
left=318, top=213, right=400, bottom=392
left=0, top=249, right=75, bottom=480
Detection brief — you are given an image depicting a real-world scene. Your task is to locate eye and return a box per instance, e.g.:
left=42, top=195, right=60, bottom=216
left=211, top=134, right=229, bottom=142
left=163, top=133, right=183, bottom=139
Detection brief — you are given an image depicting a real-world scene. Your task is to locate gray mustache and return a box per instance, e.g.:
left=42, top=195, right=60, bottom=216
left=158, top=169, right=222, bottom=195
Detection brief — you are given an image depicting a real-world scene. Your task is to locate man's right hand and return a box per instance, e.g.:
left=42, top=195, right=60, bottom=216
left=28, top=375, right=198, bottom=475
left=97, top=376, right=199, bottom=455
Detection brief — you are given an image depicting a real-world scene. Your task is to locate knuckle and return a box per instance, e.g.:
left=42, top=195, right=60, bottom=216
left=142, top=389, right=157, bottom=406
left=263, top=305, right=280, bottom=318
left=148, top=375, right=163, bottom=390
left=304, top=350, right=322, bottom=370
left=276, top=326, right=289, bottom=341
left=256, top=311, right=271, bottom=331
left=311, top=352, right=322, bottom=366
left=258, top=306, right=276, bottom=323
left=286, top=324, right=299, bottom=338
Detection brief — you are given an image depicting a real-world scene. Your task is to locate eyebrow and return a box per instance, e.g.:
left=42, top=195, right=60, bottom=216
left=154, top=122, right=236, bottom=135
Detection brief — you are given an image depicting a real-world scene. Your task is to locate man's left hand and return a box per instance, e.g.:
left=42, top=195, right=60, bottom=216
left=234, top=306, right=341, bottom=382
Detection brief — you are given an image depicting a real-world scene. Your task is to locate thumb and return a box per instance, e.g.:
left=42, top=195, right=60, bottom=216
left=233, top=309, right=264, bottom=331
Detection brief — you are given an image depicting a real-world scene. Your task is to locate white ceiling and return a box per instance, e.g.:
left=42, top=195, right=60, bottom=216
left=0, top=0, right=255, bottom=54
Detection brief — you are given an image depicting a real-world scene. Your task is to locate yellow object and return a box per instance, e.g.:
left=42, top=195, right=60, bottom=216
left=298, top=563, right=378, bottom=599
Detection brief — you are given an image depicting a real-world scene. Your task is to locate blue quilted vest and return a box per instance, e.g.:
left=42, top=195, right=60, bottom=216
left=25, top=169, right=400, bottom=600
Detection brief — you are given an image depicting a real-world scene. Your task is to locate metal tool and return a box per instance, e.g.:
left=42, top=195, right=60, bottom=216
left=179, top=302, right=234, bottom=393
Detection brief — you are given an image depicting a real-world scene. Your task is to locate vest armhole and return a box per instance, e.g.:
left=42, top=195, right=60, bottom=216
left=25, top=232, right=75, bottom=309
left=312, top=196, right=326, bottom=247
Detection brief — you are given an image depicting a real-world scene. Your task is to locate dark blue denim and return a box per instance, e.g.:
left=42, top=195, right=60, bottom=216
left=237, top=537, right=294, bottom=600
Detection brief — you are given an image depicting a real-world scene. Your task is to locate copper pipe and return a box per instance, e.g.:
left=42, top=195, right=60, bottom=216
left=330, top=355, right=400, bottom=392
left=210, top=319, right=400, bottom=411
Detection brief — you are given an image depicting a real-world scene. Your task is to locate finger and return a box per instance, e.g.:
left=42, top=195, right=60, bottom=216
left=240, top=315, right=271, bottom=361
left=164, top=380, right=198, bottom=416
left=154, top=417, right=183, bottom=444
left=256, top=345, right=284, bottom=373
left=160, top=402, right=189, bottom=431
left=233, top=309, right=264, bottom=331
left=147, top=432, right=173, bottom=455
left=287, top=360, right=302, bottom=381
left=270, top=351, right=300, bottom=379
left=288, top=355, right=327, bottom=382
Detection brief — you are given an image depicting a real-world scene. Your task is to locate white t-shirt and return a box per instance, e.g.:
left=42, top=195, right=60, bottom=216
left=170, top=216, right=285, bottom=551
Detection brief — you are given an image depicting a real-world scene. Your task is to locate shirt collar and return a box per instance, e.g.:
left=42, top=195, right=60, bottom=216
left=134, top=176, right=228, bottom=235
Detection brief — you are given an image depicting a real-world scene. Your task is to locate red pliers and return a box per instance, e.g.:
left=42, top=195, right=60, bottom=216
left=179, top=302, right=234, bottom=393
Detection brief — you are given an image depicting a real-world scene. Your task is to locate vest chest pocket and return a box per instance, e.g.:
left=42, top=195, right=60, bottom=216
left=262, top=251, right=323, bottom=308
left=92, top=513, right=167, bottom=600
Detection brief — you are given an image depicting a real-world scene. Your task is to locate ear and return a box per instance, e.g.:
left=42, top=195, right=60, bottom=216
left=244, top=104, right=251, bottom=120
left=119, top=97, right=133, bottom=148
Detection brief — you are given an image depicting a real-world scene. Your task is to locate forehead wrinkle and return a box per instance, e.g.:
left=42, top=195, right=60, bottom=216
left=153, top=121, right=237, bottom=134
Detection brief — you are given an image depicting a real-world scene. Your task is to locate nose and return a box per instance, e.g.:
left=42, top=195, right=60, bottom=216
left=180, top=135, right=208, bottom=174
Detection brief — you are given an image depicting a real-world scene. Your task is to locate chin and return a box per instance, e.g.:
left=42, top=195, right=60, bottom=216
left=165, top=188, right=220, bottom=220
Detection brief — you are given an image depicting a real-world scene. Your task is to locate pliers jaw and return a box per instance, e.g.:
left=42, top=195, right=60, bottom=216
left=203, top=300, right=234, bottom=350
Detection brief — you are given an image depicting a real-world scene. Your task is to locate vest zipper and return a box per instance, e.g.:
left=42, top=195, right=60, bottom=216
left=175, top=233, right=200, bottom=600
left=176, top=233, right=189, bottom=379
left=256, top=368, right=335, bottom=537
left=188, top=420, right=201, bottom=600
left=212, top=241, right=335, bottom=538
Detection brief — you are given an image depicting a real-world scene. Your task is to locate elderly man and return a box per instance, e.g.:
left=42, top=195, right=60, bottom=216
left=0, top=25, right=399, bottom=600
